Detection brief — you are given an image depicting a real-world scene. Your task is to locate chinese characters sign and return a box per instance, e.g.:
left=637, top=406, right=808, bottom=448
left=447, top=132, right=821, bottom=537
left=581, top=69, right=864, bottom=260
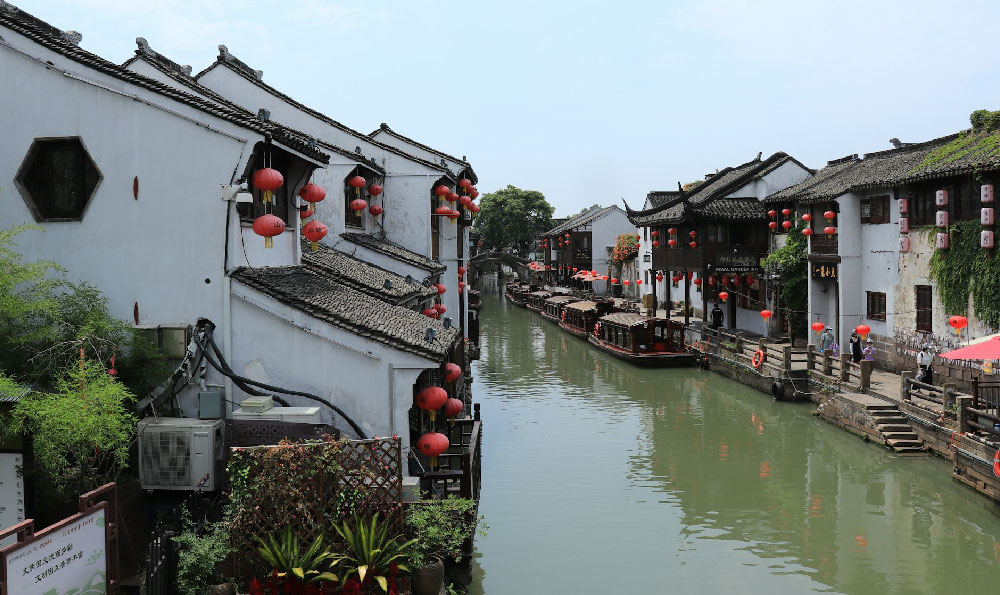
left=715, top=253, right=760, bottom=273
left=3, top=508, right=107, bottom=594
left=0, top=453, right=24, bottom=549
left=811, top=263, right=838, bottom=280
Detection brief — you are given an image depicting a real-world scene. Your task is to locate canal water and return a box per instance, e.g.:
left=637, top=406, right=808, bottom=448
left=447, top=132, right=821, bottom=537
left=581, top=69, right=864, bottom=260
left=467, top=287, right=1000, bottom=594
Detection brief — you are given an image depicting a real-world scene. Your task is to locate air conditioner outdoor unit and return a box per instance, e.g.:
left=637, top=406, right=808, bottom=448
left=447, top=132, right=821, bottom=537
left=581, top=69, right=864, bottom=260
left=232, top=406, right=322, bottom=424
left=138, top=418, right=225, bottom=492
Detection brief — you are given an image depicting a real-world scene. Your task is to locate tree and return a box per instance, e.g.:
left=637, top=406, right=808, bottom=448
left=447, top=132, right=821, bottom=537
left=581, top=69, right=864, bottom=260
left=472, top=185, right=554, bottom=257
left=763, top=227, right=807, bottom=340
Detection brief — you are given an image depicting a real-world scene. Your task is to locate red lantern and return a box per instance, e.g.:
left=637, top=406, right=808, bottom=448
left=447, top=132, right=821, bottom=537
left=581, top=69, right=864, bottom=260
left=368, top=183, right=383, bottom=196
left=689, top=231, right=697, bottom=238
left=572, top=267, right=578, bottom=272
left=470, top=203, right=480, bottom=214
left=624, top=280, right=630, bottom=285
left=949, top=315, right=968, bottom=335
left=652, top=240, right=660, bottom=248
left=656, top=273, right=664, bottom=282
left=434, top=303, right=447, bottom=315
left=348, top=176, right=367, bottom=200
left=435, top=283, right=447, bottom=295
left=823, top=210, right=836, bottom=221
left=302, top=219, right=328, bottom=251
left=651, top=230, right=659, bottom=238
left=811, top=321, right=825, bottom=335
left=602, top=275, right=609, bottom=280
left=435, top=205, right=452, bottom=217
left=767, top=210, right=777, bottom=218
left=416, top=432, right=450, bottom=468
left=253, top=168, right=284, bottom=203
left=565, top=233, right=571, bottom=239
left=470, top=188, right=479, bottom=199
left=252, top=214, right=285, bottom=249
left=422, top=308, right=438, bottom=319
left=458, top=280, right=467, bottom=291
left=693, top=278, right=702, bottom=287
left=458, top=266, right=466, bottom=277
left=636, top=279, right=643, bottom=285
left=732, top=276, right=741, bottom=286
left=824, top=226, right=836, bottom=237
left=668, top=239, right=677, bottom=247
left=416, top=385, right=447, bottom=415
left=458, top=178, right=472, bottom=189
left=298, top=182, right=326, bottom=205
left=299, top=206, right=314, bottom=220
left=459, top=195, right=472, bottom=207
left=802, top=228, right=814, bottom=236
left=781, top=208, right=792, bottom=217
left=760, top=310, right=772, bottom=320
left=445, top=398, right=464, bottom=422
left=371, top=204, right=385, bottom=218
left=434, top=184, right=450, bottom=197
left=721, top=276, right=729, bottom=286
left=719, top=291, right=729, bottom=303
left=446, top=209, right=460, bottom=222
left=769, top=221, right=778, bottom=231
left=447, top=192, right=459, bottom=203
left=672, top=275, right=681, bottom=287
left=611, top=278, right=618, bottom=284
left=668, top=228, right=677, bottom=235
left=349, top=198, right=367, bottom=213
left=856, top=324, right=871, bottom=339
left=689, top=241, right=697, bottom=249
left=802, top=213, right=813, bottom=222
left=782, top=220, right=792, bottom=230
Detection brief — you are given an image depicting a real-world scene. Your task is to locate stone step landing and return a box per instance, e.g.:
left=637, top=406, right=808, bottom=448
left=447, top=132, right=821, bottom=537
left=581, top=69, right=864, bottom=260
left=816, top=392, right=927, bottom=455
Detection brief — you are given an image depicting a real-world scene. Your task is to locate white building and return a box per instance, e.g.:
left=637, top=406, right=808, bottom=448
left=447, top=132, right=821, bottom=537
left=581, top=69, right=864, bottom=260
left=542, top=205, right=633, bottom=296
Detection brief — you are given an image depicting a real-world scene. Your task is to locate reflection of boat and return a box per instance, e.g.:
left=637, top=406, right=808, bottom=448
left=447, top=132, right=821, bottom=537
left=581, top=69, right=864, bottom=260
left=541, top=295, right=579, bottom=323
left=526, top=290, right=553, bottom=312
left=588, top=313, right=695, bottom=367
left=558, top=299, right=615, bottom=339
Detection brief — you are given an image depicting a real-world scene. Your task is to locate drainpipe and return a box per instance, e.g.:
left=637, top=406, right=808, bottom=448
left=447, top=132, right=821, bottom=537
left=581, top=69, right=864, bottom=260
left=223, top=275, right=234, bottom=416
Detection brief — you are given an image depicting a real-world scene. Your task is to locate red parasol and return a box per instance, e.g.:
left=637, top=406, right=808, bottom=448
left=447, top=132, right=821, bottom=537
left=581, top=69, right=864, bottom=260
left=938, top=335, right=1000, bottom=360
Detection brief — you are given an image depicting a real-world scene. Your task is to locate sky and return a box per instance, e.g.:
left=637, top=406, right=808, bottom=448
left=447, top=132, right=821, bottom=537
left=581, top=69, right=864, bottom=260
left=16, top=0, right=1000, bottom=217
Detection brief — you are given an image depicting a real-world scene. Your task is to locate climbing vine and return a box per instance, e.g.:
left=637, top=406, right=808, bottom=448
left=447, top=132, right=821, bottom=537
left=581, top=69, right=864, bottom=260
left=929, top=219, right=1000, bottom=329
left=909, top=110, right=1000, bottom=175
left=610, top=233, right=639, bottom=263
left=762, top=226, right=807, bottom=338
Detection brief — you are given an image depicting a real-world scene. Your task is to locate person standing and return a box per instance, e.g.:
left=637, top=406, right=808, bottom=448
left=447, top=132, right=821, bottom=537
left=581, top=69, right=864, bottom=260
left=863, top=338, right=876, bottom=361
left=917, top=344, right=934, bottom=385
left=849, top=331, right=863, bottom=364
left=819, top=326, right=834, bottom=354
left=711, top=302, right=724, bottom=330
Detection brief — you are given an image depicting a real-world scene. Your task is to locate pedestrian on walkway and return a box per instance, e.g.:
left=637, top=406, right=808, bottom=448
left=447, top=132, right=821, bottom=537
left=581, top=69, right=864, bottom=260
left=819, top=326, right=834, bottom=354
left=831, top=337, right=840, bottom=358
left=863, top=338, right=876, bottom=361
left=711, top=302, right=724, bottom=330
left=849, top=331, right=863, bottom=364
left=917, top=344, right=934, bottom=385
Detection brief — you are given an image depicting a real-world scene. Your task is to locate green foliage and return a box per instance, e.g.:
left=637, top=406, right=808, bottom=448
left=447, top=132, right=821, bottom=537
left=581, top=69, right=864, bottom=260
left=681, top=180, right=703, bottom=191
left=174, top=510, right=234, bottom=595
left=405, top=497, right=486, bottom=569
left=971, top=109, right=1000, bottom=132
left=472, top=185, right=554, bottom=256
left=256, top=526, right=338, bottom=584
left=610, top=233, right=639, bottom=263
left=930, top=219, right=1000, bottom=328
left=763, top=227, right=808, bottom=338
left=4, top=359, right=137, bottom=500
left=331, top=514, right=416, bottom=592
left=910, top=130, right=1000, bottom=175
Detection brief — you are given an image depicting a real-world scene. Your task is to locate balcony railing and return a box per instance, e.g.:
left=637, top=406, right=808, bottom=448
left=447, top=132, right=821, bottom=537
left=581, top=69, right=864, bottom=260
left=810, top=235, right=839, bottom=256
left=653, top=247, right=705, bottom=271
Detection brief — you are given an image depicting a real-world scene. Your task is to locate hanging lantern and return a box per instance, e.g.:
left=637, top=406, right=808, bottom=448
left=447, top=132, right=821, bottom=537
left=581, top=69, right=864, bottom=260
left=253, top=168, right=284, bottom=204
left=459, top=195, right=472, bottom=207
left=348, top=175, right=367, bottom=200
left=434, top=185, right=450, bottom=198
left=802, top=228, right=813, bottom=236
left=746, top=274, right=754, bottom=285
left=721, top=276, right=729, bottom=286
left=652, top=240, right=660, bottom=248
left=767, top=210, right=777, bottom=219
left=668, top=228, right=677, bottom=235
left=602, top=275, right=609, bottom=280
left=302, top=219, right=328, bottom=251
left=422, top=308, right=438, bottom=319
left=349, top=197, right=368, bottom=213
left=470, top=203, right=480, bottom=214
left=435, top=205, right=452, bottom=217
left=611, top=278, right=618, bottom=284
left=636, top=279, right=643, bottom=285
left=446, top=209, right=461, bottom=223
left=802, top=213, right=813, bottom=222
left=369, top=204, right=384, bottom=217
left=416, top=432, right=450, bottom=468
left=458, top=266, right=466, bottom=277
left=416, top=386, right=448, bottom=421
left=948, top=315, right=968, bottom=335
left=693, top=277, right=702, bottom=289
left=444, top=363, right=462, bottom=382
left=435, top=283, right=447, bottom=295
left=565, top=233, right=571, bottom=239
left=672, top=275, right=681, bottom=287
left=299, top=206, right=314, bottom=220
left=252, top=214, right=285, bottom=248
left=769, top=221, right=778, bottom=231
left=667, top=238, right=677, bottom=247
left=458, top=280, right=467, bottom=292
left=688, top=231, right=697, bottom=238
left=823, top=210, right=836, bottom=222
left=624, top=280, right=630, bottom=285
left=732, top=276, right=741, bottom=286
left=708, top=275, right=716, bottom=287
left=368, top=183, right=383, bottom=196
left=811, top=321, right=825, bottom=335
left=760, top=310, right=772, bottom=320
left=856, top=324, right=871, bottom=339
left=781, top=208, right=792, bottom=217
left=689, top=241, right=697, bottom=249
left=445, top=398, right=464, bottom=423
left=937, top=232, right=950, bottom=249
left=470, top=187, right=479, bottom=199
left=447, top=192, right=460, bottom=203
left=458, top=178, right=472, bottom=190
left=656, top=273, right=664, bottom=282
left=824, top=226, right=836, bottom=237
left=782, top=220, right=792, bottom=230
left=719, top=291, right=729, bottom=303
left=434, top=303, right=447, bottom=315
left=651, top=230, right=659, bottom=238
left=298, top=182, right=326, bottom=206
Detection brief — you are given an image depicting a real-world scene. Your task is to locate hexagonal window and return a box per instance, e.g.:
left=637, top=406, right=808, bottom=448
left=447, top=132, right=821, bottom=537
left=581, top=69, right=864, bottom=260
left=15, top=137, right=101, bottom=221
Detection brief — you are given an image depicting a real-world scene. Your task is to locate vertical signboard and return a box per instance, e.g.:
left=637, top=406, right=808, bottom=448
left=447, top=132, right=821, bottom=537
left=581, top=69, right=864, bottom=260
left=3, top=507, right=108, bottom=594
left=0, top=454, right=24, bottom=549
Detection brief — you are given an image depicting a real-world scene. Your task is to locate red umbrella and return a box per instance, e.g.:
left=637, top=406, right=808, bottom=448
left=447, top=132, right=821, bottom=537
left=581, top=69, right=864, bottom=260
left=938, top=336, right=1000, bottom=360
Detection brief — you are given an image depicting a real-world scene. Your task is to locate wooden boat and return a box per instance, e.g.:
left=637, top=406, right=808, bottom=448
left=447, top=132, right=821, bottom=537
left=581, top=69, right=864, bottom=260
left=541, top=295, right=579, bottom=323
left=526, top=290, right=553, bottom=312
left=588, top=313, right=695, bottom=367
left=558, top=299, right=616, bottom=339
left=504, top=283, right=532, bottom=306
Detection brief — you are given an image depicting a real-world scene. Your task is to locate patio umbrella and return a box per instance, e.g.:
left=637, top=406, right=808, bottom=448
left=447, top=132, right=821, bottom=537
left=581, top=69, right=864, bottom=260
left=938, top=335, right=1000, bottom=360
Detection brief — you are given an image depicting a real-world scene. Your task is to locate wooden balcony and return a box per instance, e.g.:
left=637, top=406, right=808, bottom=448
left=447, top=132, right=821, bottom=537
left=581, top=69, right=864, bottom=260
left=652, top=247, right=705, bottom=271
left=810, top=235, right=839, bottom=256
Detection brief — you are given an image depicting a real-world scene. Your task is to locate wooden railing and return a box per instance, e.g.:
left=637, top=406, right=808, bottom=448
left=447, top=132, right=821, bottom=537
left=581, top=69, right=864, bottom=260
left=956, top=394, right=1000, bottom=438
left=422, top=404, right=482, bottom=503
left=810, top=235, right=839, bottom=255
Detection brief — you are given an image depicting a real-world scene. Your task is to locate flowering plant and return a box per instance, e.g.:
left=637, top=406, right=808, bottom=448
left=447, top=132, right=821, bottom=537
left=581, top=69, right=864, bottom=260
left=611, top=234, right=639, bottom=263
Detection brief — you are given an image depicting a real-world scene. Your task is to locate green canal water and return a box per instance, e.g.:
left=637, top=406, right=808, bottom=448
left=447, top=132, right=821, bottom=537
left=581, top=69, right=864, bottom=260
left=467, top=289, right=1000, bottom=594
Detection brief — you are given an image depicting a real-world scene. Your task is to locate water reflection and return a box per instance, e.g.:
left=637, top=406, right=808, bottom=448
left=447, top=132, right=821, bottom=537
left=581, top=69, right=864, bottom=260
left=470, top=288, right=1000, bottom=594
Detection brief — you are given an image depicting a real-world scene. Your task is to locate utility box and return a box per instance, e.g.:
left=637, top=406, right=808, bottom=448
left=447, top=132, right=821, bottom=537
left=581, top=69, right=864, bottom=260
left=198, top=391, right=224, bottom=419
left=240, top=396, right=274, bottom=413
left=232, top=406, right=322, bottom=424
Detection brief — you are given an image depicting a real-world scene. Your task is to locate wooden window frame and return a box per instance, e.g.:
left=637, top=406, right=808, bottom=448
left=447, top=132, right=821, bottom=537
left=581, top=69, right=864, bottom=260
left=861, top=195, right=890, bottom=224
left=915, top=285, right=932, bottom=332
left=866, top=291, right=887, bottom=321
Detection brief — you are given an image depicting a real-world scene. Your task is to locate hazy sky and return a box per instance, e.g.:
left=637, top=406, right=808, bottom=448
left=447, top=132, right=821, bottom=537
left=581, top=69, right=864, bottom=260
left=18, top=0, right=1000, bottom=217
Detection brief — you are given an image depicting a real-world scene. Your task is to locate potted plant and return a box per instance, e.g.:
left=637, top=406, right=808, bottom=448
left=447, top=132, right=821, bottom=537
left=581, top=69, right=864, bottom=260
left=331, top=513, right=416, bottom=594
left=253, top=526, right=339, bottom=593
left=405, top=498, right=486, bottom=595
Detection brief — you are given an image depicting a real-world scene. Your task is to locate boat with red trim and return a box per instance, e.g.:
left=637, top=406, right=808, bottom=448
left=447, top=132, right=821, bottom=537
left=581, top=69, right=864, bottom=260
left=588, top=313, right=695, bottom=367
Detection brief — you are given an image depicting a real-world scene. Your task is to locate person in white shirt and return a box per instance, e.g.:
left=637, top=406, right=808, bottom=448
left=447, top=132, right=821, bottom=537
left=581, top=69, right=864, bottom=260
left=916, top=344, right=934, bottom=385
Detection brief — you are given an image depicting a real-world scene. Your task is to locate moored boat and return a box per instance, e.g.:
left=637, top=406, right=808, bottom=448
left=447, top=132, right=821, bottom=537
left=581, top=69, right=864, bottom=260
left=558, top=299, right=615, bottom=338
left=526, top=290, right=553, bottom=312
left=588, top=313, right=695, bottom=367
left=541, top=295, right=579, bottom=323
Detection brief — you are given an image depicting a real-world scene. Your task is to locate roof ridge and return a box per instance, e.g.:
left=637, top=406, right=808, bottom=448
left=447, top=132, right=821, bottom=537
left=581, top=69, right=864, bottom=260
left=862, top=132, right=963, bottom=160
left=373, top=122, right=470, bottom=166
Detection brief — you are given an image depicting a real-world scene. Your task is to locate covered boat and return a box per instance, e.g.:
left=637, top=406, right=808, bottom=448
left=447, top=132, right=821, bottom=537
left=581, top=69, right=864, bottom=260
left=526, top=290, right=554, bottom=312
left=542, top=295, right=579, bottom=323
left=559, top=299, right=615, bottom=338
left=588, top=313, right=695, bottom=367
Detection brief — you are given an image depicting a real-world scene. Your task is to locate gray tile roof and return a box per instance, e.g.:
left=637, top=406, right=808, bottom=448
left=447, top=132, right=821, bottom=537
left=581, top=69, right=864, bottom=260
left=545, top=205, right=623, bottom=236
left=647, top=191, right=683, bottom=208
left=301, top=240, right=437, bottom=305
left=371, top=123, right=476, bottom=180
left=696, top=198, right=768, bottom=220
left=231, top=266, right=458, bottom=360
left=195, top=47, right=453, bottom=176
left=340, top=233, right=446, bottom=274
left=0, top=3, right=330, bottom=164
